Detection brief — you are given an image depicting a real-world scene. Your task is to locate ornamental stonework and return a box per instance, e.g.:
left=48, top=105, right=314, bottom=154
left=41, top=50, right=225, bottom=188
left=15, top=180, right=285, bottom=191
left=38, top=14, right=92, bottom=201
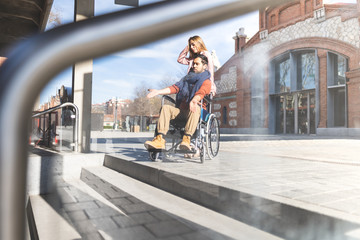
left=229, top=101, right=237, bottom=109
left=242, top=15, right=360, bottom=74
left=268, top=16, right=360, bottom=48
left=229, top=119, right=237, bottom=126
left=229, top=110, right=237, bottom=117
left=213, top=104, right=221, bottom=111
left=215, top=66, right=237, bottom=94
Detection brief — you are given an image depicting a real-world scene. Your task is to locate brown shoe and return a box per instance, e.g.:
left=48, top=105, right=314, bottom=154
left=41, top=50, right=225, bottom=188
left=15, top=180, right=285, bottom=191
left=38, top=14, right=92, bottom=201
left=144, top=135, right=165, bottom=150
left=179, top=135, right=192, bottom=151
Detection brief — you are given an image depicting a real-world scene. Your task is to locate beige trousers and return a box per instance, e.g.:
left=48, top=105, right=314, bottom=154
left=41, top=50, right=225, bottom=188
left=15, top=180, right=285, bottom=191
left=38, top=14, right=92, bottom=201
left=157, top=104, right=201, bottom=136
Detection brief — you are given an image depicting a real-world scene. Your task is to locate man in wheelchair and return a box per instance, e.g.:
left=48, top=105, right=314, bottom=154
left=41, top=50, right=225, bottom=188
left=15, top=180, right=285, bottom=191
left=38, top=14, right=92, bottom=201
left=144, top=54, right=211, bottom=151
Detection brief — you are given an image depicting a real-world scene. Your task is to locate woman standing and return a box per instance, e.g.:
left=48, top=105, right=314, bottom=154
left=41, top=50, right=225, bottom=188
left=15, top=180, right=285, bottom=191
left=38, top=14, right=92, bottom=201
left=178, top=36, right=216, bottom=95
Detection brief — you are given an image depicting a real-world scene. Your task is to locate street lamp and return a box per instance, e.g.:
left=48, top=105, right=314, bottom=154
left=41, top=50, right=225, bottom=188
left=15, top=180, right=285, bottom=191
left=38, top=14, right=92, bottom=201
left=112, top=97, right=118, bottom=130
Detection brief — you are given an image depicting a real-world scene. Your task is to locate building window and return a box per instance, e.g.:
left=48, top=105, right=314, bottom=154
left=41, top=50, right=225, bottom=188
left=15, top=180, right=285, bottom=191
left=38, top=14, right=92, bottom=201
left=297, top=52, right=316, bottom=90
left=222, top=107, right=227, bottom=125
left=270, top=50, right=317, bottom=135
left=275, top=57, right=290, bottom=93
left=327, top=52, right=347, bottom=127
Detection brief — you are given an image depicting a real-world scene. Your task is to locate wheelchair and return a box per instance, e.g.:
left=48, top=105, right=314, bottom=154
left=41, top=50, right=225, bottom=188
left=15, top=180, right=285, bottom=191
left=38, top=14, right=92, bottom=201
left=148, top=94, right=220, bottom=163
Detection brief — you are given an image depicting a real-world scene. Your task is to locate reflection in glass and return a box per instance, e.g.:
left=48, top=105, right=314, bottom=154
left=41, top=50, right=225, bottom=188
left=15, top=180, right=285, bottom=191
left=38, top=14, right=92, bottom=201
left=310, top=92, right=316, bottom=134
left=275, top=96, right=284, bottom=134
left=286, top=95, right=294, bottom=134
left=275, top=58, right=290, bottom=93
left=298, top=52, right=316, bottom=90
left=298, top=93, right=308, bottom=134
left=333, top=88, right=346, bottom=127
left=328, top=52, right=347, bottom=86
left=336, top=55, right=346, bottom=85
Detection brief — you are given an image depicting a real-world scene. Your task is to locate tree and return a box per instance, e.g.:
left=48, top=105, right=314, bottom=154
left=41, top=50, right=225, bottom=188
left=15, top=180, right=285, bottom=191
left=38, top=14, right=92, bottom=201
left=47, top=7, right=62, bottom=29
left=130, top=82, right=161, bottom=117
left=129, top=68, right=188, bottom=117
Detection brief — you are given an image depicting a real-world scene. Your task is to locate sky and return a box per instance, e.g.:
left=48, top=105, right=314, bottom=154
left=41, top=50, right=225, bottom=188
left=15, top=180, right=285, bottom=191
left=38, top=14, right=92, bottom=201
left=40, top=0, right=357, bottom=105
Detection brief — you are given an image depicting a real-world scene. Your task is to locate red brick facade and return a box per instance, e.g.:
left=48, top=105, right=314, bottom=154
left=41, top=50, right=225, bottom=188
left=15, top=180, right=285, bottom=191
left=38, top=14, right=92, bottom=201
left=214, top=0, right=360, bottom=135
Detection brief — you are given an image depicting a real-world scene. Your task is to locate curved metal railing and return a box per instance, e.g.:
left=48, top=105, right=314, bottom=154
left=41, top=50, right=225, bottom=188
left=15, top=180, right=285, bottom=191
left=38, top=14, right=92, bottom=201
left=0, top=0, right=291, bottom=239
left=32, top=102, right=79, bottom=152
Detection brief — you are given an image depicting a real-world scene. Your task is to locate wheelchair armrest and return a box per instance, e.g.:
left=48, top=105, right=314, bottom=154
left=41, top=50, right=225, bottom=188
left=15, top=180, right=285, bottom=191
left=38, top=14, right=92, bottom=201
left=162, top=95, right=176, bottom=106
left=203, top=93, right=213, bottom=104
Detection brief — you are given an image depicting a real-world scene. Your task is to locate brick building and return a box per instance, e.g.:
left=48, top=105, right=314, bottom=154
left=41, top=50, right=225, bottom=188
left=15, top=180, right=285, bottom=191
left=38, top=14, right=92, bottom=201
left=214, top=0, right=360, bottom=136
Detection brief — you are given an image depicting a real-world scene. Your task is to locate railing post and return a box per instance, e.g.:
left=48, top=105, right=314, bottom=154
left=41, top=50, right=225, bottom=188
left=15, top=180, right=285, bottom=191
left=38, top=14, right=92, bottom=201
left=32, top=102, right=80, bottom=152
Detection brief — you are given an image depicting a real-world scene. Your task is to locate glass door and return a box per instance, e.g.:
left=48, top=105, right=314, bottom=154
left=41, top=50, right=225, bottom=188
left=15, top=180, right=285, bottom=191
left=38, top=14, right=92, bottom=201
left=275, top=91, right=315, bottom=134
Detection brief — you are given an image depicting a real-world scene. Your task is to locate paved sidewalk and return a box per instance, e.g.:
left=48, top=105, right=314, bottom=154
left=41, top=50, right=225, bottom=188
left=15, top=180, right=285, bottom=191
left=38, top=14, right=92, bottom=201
left=90, top=131, right=360, bottom=236
left=29, top=131, right=360, bottom=239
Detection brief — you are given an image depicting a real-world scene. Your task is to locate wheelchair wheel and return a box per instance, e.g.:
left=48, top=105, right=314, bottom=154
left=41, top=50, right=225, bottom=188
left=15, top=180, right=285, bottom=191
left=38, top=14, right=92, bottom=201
left=206, top=114, right=220, bottom=159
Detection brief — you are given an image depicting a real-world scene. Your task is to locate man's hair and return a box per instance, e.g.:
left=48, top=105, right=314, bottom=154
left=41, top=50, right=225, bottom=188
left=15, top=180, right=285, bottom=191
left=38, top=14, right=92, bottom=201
left=194, top=54, right=208, bottom=65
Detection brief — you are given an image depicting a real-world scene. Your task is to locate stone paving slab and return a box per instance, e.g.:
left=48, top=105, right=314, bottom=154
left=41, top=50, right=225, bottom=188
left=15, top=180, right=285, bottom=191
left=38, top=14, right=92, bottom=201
left=82, top=166, right=282, bottom=240
left=32, top=164, right=281, bottom=240
left=51, top=177, right=238, bottom=240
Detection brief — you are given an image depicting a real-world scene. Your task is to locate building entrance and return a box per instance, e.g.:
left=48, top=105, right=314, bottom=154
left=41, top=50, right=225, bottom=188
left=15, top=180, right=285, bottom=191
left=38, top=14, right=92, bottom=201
left=275, top=90, right=315, bottom=134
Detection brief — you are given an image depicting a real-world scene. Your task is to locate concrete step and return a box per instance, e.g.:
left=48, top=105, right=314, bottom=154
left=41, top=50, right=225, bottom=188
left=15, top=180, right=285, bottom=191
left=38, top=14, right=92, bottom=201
left=81, top=166, right=282, bottom=240
left=27, top=195, right=81, bottom=240
left=103, top=154, right=360, bottom=240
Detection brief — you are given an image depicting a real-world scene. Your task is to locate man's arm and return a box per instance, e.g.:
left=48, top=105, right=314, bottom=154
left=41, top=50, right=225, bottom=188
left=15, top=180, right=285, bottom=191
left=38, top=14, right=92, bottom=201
left=147, top=88, right=172, bottom=98
left=189, top=79, right=211, bottom=112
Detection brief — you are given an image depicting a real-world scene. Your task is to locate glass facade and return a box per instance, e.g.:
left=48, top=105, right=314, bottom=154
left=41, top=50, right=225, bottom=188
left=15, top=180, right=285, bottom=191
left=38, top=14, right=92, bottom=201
left=272, top=50, right=317, bottom=134
left=298, top=93, right=308, bottom=134
left=327, top=52, right=347, bottom=127
left=275, top=58, right=290, bottom=93
left=275, top=96, right=284, bottom=134
left=298, top=52, right=316, bottom=90
left=336, top=55, right=346, bottom=85
left=272, top=50, right=348, bottom=134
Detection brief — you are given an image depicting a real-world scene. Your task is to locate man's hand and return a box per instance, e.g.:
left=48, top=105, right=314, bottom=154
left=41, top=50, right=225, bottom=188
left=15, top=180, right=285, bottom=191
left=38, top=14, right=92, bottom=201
left=147, top=89, right=158, bottom=99
left=147, top=88, right=172, bottom=98
left=190, top=95, right=201, bottom=113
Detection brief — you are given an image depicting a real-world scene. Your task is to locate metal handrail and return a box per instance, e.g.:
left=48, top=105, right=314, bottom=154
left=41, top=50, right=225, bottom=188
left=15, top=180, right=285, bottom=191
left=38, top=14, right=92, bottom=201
left=0, top=0, right=292, bottom=239
left=32, top=102, right=79, bottom=152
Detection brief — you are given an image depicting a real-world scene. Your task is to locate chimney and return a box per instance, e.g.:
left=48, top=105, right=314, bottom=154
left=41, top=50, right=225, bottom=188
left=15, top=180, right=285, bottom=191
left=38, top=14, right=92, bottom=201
left=233, top=28, right=247, bottom=53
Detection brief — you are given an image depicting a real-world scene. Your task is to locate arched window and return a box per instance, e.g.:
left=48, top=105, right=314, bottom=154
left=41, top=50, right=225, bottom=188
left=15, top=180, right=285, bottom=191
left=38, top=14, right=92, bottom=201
left=270, top=50, right=317, bottom=134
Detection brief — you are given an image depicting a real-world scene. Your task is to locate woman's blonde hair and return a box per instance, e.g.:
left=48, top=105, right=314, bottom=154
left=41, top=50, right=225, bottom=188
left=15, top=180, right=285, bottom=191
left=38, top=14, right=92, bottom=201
left=188, top=36, right=208, bottom=59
